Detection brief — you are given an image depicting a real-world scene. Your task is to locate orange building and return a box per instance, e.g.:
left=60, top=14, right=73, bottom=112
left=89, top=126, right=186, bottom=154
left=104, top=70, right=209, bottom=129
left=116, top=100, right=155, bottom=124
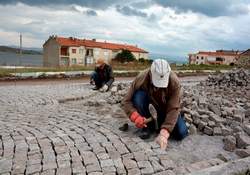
left=43, top=36, right=148, bottom=67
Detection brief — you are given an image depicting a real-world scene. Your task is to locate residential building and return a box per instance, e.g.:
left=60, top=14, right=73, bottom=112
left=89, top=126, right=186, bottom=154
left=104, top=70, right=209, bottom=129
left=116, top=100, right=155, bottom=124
left=43, top=36, right=149, bottom=67
left=188, top=50, right=241, bottom=65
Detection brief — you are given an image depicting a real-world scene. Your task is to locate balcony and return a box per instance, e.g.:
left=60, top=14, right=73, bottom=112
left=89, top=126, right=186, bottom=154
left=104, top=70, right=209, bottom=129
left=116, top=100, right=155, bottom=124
left=60, top=47, right=69, bottom=57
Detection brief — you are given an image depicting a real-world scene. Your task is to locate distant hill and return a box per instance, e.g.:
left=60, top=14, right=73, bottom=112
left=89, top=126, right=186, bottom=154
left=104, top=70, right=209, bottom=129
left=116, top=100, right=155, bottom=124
left=149, top=53, right=187, bottom=64
left=0, top=46, right=42, bottom=55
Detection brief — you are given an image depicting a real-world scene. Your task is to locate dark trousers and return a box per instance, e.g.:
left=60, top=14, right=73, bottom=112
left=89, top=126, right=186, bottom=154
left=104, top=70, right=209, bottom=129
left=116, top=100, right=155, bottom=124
left=91, top=72, right=104, bottom=88
left=132, top=90, right=188, bottom=140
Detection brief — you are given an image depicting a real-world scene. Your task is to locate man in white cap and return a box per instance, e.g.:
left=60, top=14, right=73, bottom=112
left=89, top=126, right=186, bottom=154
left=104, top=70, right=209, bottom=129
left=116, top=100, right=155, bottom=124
left=90, top=58, right=114, bottom=92
left=122, top=59, right=188, bottom=149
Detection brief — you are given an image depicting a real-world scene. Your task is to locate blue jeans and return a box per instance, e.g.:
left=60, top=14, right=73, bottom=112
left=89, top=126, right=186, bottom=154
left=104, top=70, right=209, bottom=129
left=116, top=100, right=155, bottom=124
left=132, top=90, right=188, bottom=140
left=90, top=72, right=104, bottom=88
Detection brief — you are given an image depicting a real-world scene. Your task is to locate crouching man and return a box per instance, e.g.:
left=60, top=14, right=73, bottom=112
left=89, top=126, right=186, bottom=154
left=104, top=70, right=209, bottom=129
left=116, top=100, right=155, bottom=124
left=90, top=58, right=114, bottom=92
left=121, top=59, right=188, bottom=149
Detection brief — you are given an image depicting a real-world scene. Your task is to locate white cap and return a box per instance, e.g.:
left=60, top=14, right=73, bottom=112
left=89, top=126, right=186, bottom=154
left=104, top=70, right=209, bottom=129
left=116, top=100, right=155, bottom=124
left=150, top=59, right=171, bottom=88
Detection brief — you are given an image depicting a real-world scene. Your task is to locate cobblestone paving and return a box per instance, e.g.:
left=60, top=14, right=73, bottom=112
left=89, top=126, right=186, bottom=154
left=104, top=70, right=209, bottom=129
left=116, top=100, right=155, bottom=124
left=0, top=82, right=239, bottom=175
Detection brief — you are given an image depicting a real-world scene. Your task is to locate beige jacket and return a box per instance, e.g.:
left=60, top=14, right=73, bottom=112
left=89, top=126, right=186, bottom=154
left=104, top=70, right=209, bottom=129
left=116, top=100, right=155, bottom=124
left=121, top=69, right=181, bottom=133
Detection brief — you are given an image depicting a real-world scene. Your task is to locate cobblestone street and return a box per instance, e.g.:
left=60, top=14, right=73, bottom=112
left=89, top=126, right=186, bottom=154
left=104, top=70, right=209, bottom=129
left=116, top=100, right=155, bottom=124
left=0, top=80, right=248, bottom=175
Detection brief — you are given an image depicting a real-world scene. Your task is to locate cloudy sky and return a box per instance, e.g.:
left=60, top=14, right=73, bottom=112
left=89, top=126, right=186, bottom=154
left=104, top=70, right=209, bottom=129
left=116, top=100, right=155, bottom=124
left=0, top=0, right=250, bottom=60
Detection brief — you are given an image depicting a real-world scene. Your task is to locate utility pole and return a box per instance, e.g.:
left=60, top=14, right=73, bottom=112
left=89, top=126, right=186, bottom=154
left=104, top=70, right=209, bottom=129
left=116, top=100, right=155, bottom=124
left=19, top=33, right=22, bottom=66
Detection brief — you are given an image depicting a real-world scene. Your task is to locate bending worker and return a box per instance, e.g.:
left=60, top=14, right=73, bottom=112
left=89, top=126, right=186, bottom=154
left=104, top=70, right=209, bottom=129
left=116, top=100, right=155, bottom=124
left=122, top=59, right=188, bottom=149
left=90, top=58, right=114, bottom=92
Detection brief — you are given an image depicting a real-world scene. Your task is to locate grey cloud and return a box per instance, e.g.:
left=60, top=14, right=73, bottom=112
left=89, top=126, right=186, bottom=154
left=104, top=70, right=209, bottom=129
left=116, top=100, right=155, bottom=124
left=0, top=0, right=118, bottom=9
left=86, top=9, right=97, bottom=16
left=116, top=5, right=147, bottom=17
left=154, top=0, right=250, bottom=17
left=69, top=6, right=98, bottom=16
left=130, top=0, right=152, bottom=9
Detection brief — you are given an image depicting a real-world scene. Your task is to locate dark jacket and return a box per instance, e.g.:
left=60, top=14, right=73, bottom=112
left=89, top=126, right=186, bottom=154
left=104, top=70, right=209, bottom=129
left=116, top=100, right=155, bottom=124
left=121, top=69, right=181, bottom=133
left=95, top=64, right=114, bottom=87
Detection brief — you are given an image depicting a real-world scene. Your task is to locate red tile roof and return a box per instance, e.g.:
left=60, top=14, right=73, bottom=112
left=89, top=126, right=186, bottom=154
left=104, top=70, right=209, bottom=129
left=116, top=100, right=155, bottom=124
left=55, top=37, right=148, bottom=53
left=198, top=51, right=239, bottom=57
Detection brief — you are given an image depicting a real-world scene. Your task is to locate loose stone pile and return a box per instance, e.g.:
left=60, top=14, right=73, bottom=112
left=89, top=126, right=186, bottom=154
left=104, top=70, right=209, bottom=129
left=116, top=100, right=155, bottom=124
left=206, top=68, right=249, bottom=87
left=107, top=69, right=250, bottom=157
left=181, top=69, right=250, bottom=157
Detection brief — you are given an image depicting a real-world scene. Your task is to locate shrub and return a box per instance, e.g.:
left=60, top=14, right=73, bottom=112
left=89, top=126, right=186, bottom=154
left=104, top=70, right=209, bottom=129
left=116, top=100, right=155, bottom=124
left=114, top=49, right=136, bottom=63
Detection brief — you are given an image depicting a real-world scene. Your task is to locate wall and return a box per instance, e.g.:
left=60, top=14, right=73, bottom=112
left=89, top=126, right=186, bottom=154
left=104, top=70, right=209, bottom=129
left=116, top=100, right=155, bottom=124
left=43, top=39, right=60, bottom=67
left=132, top=52, right=148, bottom=60
left=223, top=56, right=236, bottom=65
left=195, top=54, right=207, bottom=64
left=68, top=46, right=85, bottom=65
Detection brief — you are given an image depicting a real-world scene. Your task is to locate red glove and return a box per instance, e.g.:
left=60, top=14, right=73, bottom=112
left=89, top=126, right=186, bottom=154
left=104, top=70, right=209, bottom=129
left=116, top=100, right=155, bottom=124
left=130, top=111, right=147, bottom=128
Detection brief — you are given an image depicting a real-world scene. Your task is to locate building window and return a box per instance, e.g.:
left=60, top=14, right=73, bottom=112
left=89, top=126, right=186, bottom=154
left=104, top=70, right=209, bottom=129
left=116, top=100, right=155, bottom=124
left=94, top=49, right=99, bottom=56
left=79, top=49, right=84, bottom=54
left=197, top=56, right=199, bottom=59
left=72, top=58, right=77, bottom=64
left=104, top=51, right=108, bottom=56
left=72, top=49, right=76, bottom=54
left=196, top=61, right=199, bottom=64
left=216, top=57, right=223, bottom=61
left=201, top=57, right=204, bottom=60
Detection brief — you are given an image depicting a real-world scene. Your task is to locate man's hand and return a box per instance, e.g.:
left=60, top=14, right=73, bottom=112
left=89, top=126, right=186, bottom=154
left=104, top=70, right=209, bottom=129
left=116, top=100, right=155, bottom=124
left=156, top=129, right=170, bottom=150
left=130, top=111, right=147, bottom=128
left=90, top=79, right=94, bottom=85
left=99, top=84, right=109, bottom=92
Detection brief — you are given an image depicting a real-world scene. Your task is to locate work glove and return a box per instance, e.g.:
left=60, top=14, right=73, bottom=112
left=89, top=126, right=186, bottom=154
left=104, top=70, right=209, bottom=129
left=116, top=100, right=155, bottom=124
left=156, top=128, right=170, bottom=150
left=99, top=84, right=109, bottom=92
left=130, top=111, right=147, bottom=128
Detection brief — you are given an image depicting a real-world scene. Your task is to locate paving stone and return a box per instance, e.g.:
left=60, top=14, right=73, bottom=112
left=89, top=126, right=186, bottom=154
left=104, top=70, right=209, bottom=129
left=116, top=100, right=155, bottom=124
left=97, top=152, right=110, bottom=160
left=204, top=126, right=213, bottom=136
left=88, top=172, right=103, bottom=175
left=150, top=158, right=165, bottom=172
left=102, top=166, right=116, bottom=173
left=208, top=158, right=224, bottom=166
left=137, top=161, right=154, bottom=175
left=57, top=160, right=71, bottom=168
left=57, top=153, right=71, bottom=161
left=243, top=124, right=250, bottom=136
left=186, top=160, right=211, bottom=172
left=235, top=148, right=250, bottom=158
left=82, top=151, right=99, bottom=166
left=100, top=159, right=114, bottom=168
left=160, top=157, right=175, bottom=170
left=236, top=133, right=250, bottom=148
left=221, top=126, right=233, bottom=136
left=56, top=167, right=72, bottom=175
left=133, top=151, right=148, bottom=161
left=40, top=169, right=56, bottom=175
left=154, top=170, right=175, bottom=175
left=127, top=168, right=141, bottom=175
left=72, top=161, right=86, bottom=174
left=0, top=158, right=12, bottom=174
left=123, top=158, right=138, bottom=170
left=213, top=127, right=222, bottom=136
left=223, top=135, right=236, bottom=152
left=216, top=153, right=233, bottom=162
left=25, top=164, right=41, bottom=175
left=198, top=121, right=207, bottom=131
left=43, top=161, right=57, bottom=171
left=86, top=163, right=101, bottom=173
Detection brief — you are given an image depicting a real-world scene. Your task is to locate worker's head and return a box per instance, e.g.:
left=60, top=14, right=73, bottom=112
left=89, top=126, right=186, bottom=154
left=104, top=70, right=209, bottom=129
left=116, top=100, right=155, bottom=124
left=150, top=59, right=171, bottom=88
left=96, top=58, right=105, bottom=68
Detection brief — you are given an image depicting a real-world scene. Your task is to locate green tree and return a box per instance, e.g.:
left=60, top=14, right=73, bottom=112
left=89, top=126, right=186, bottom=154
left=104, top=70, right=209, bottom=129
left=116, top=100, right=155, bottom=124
left=114, top=49, right=136, bottom=63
